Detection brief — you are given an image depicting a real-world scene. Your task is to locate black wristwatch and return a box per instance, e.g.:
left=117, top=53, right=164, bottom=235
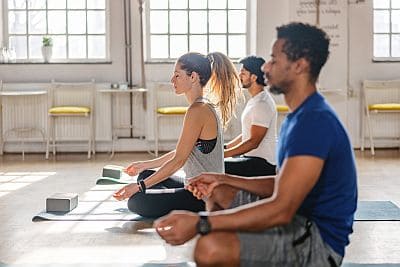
left=196, top=215, right=211, bottom=235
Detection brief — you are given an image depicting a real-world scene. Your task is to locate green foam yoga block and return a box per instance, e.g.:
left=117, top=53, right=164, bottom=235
left=46, top=193, right=78, bottom=212
left=102, top=165, right=124, bottom=179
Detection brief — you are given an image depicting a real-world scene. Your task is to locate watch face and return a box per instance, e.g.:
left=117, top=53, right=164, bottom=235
left=197, top=216, right=211, bottom=235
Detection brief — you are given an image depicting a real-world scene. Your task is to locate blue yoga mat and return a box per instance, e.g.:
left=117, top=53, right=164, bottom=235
left=355, top=201, right=400, bottom=221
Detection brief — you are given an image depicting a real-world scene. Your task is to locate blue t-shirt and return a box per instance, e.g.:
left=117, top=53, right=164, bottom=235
left=277, top=92, right=357, bottom=257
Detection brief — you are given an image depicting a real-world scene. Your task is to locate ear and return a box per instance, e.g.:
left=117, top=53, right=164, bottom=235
left=191, top=71, right=200, bottom=84
left=250, top=73, right=258, bottom=83
left=294, top=58, right=309, bottom=75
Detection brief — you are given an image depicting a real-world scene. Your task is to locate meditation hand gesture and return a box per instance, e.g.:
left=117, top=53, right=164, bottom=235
left=186, top=172, right=223, bottom=200
left=113, top=183, right=139, bottom=200
left=154, top=211, right=199, bottom=245
left=124, top=161, right=147, bottom=176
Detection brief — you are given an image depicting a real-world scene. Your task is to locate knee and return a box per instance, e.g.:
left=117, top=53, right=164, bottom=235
left=194, top=235, right=223, bottom=266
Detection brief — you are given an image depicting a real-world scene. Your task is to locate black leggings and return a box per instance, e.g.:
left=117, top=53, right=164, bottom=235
left=127, top=170, right=205, bottom=218
left=224, top=156, right=276, bottom=177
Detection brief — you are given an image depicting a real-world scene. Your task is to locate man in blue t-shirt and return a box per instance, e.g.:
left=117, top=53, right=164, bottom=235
left=154, top=22, right=358, bottom=267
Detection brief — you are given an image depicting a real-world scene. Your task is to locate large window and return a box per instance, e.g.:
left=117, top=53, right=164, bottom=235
left=373, top=0, right=400, bottom=60
left=147, top=0, right=247, bottom=61
left=4, top=0, right=108, bottom=62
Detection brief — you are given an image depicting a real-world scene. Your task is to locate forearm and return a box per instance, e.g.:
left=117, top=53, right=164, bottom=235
left=225, top=135, right=242, bottom=149
left=142, top=156, right=185, bottom=189
left=220, top=173, right=275, bottom=198
left=208, top=199, right=291, bottom=232
left=142, top=150, right=176, bottom=169
left=224, top=139, right=259, bottom=158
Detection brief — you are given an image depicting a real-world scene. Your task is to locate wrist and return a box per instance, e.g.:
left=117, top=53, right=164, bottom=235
left=137, top=179, right=146, bottom=193
left=196, top=212, right=211, bottom=235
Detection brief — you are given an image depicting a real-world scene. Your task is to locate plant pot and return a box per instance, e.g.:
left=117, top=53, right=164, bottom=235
left=41, top=46, right=53, bottom=63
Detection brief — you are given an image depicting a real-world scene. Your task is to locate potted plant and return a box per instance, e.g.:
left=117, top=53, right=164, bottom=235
left=41, top=36, right=53, bottom=63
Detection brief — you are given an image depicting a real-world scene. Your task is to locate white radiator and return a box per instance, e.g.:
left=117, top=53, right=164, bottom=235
left=1, top=83, right=147, bottom=152
left=362, top=81, right=400, bottom=147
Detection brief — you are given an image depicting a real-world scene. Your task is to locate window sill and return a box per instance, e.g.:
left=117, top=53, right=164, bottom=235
left=372, top=57, right=400, bottom=62
left=0, top=61, right=113, bottom=65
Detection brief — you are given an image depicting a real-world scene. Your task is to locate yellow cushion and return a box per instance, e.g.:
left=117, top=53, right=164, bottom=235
left=368, top=103, right=400, bottom=111
left=49, top=106, right=91, bottom=115
left=157, top=106, right=188, bottom=115
left=276, top=105, right=289, bottom=113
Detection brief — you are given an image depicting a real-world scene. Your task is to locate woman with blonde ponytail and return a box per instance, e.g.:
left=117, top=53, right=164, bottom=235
left=114, top=52, right=240, bottom=218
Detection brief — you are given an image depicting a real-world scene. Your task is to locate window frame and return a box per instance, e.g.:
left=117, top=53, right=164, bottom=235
left=373, top=0, right=400, bottom=62
left=2, top=0, right=111, bottom=63
left=144, top=0, right=250, bottom=63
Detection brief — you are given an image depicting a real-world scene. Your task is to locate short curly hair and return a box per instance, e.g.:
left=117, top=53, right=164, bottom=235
left=277, top=22, right=330, bottom=82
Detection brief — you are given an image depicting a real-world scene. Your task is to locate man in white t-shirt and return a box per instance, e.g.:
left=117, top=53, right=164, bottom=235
left=224, top=55, right=278, bottom=176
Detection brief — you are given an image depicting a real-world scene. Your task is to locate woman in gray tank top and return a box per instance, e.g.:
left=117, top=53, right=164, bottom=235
left=113, top=52, right=240, bottom=218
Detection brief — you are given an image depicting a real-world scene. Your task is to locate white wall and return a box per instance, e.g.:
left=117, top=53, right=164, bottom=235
left=1, top=0, right=400, bottom=150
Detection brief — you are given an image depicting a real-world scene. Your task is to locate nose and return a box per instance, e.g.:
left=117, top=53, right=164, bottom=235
left=261, top=61, right=270, bottom=74
left=170, top=75, right=175, bottom=84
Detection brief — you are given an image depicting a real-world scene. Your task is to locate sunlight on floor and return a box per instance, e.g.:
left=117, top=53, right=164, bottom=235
left=14, top=245, right=168, bottom=264
left=0, top=172, right=56, bottom=199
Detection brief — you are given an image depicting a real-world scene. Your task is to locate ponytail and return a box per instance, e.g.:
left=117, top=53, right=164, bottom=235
left=207, top=52, right=240, bottom=128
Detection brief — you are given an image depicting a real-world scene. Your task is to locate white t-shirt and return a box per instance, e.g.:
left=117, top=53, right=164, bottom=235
left=241, top=90, right=277, bottom=165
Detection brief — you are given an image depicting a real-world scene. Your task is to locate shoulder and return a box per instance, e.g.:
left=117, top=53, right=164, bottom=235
left=186, top=102, right=213, bottom=119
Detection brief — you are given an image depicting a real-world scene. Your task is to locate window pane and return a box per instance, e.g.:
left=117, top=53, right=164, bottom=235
left=151, top=35, right=169, bottom=58
left=373, top=0, right=390, bottom=8
left=28, top=11, right=47, bottom=34
left=189, top=0, right=207, bottom=9
left=51, top=35, right=67, bottom=58
left=68, top=0, right=85, bottom=9
left=9, top=11, right=27, bottom=34
left=48, top=0, right=66, bottom=9
left=150, top=11, right=169, bottom=33
left=374, top=10, right=390, bottom=33
left=8, top=0, right=26, bottom=9
left=189, top=11, right=207, bottom=33
left=88, top=35, right=106, bottom=58
left=170, top=11, right=188, bottom=34
left=228, top=10, right=246, bottom=33
left=87, top=0, right=105, bottom=9
left=208, top=0, right=227, bottom=9
left=392, top=10, right=400, bottom=33
left=28, top=0, right=46, bottom=9
left=169, top=0, right=188, bottom=9
left=68, top=11, right=87, bottom=34
left=228, top=0, right=246, bottom=9
left=209, top=11, right=227, bottom=33
left=28, top=36, right=43, bottom=59
left=150, top=0, right=168, bottom=9
left=189, top=35, right=207, bottom=54
left=209, top=35, right=226, bottom=54
left=68, top=35, right=87, bottom=58
left=170, top=35, right=188, bottom=58
left=48, top=11, right=67, bottom=34
left=228, top=35, right=245, bottom=58
left=392, top=35, right=400, bottom=57
left=393, top=0, right=400, bottom=8
left=9, top=36, right=27, bottom=59
left=374, top=34, right=390, bottom=57
left=88, top=11, right=105, bottom=34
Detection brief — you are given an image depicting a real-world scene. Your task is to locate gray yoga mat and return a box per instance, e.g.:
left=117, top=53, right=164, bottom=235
left=355, top=201, right=400, bottom=221
left=32, top=184, right=148, bottom=222
left=95, top=176, right=132, bottom=185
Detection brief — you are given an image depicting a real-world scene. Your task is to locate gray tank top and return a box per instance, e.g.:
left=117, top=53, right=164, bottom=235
left=181, top=97, right=224, bottom=182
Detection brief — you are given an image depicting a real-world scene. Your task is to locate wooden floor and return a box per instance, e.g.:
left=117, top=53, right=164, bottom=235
left=0, top=149, right=399, bottom=266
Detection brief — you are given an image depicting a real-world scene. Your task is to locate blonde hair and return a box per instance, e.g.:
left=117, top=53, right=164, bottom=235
left=207, top=52, right=240, bottom=128
left=177, top=52, right=241, bottom=128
